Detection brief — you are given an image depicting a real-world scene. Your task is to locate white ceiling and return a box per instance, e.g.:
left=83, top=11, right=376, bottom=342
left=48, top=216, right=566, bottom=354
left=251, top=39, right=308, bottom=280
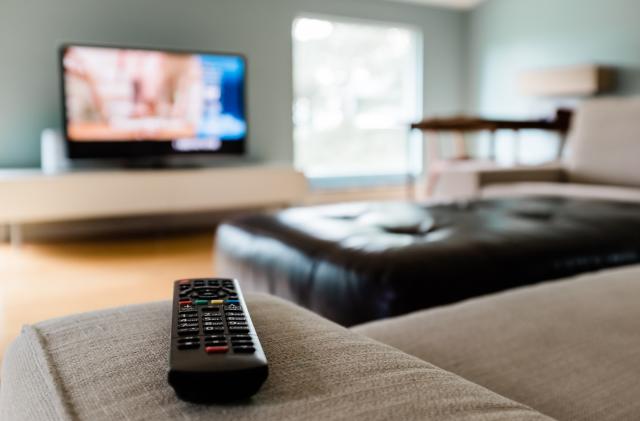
left=386, top=0, right=484, bottom=10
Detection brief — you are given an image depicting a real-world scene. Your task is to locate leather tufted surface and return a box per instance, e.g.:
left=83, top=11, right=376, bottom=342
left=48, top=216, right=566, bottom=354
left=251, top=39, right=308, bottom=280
left=216, top=198, right=640, bottom=326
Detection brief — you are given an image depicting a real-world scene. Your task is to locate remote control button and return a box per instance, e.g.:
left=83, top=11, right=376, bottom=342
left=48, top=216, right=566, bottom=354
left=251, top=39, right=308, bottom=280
left=194, top=299, right=208, bottom=305
left=231, top=340, right=254, bottom=347
left=204, top=335, right=226, bottom=342
left=180, top=305, right=196, bottom=311
left=203, top=326, right=224, bottom=334
left=210, top=299, right=224, bottom=305
left=178, top=342, right=200, bottom=350
left=225, top=312, right=244, bottom=317
left=225, top=300, right=240, bottom=304
left=194, top=280, right=205, bottom=286
left=178, top=300, right=192, bottom=305
left=205, top=340, right=227, bottom=347
left=226, top=316, right=246, bottom=320
left=227, top=321, right=247, bottom=326
left=177, top=328, right=200, bottom=336
left=228, top=327, right=249, bottom=333
left=178, top=336, right=200, bottom=343
left=177, top=323, right=199, bottom=329
left=202, top=317, right=223, bottom=323
left=232, top=342, right=254, bottom=348
left=178, top=310, right=197, bottom=317
left=205, top=345, right=229, bottom=354
left=232, top=346, right=255, bottom=353
left=179, top=311, right=196, bottom=316
left=201, top=306, right=219, bottom=312
left=196, top=288, right=216, bottom=296
left=179, top=317, right=198, bottom=323
left=203, top=322, right=224, bottom=328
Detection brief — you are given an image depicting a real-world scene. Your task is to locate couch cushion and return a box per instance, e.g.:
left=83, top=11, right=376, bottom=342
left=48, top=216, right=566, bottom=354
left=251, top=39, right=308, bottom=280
left=563, top=97, right=640, bottom=187
left=0, top=293, right=547, bottom=421
left=482, top=181, right=640, bottom=203
left=353, top=265, right=640, bottom=421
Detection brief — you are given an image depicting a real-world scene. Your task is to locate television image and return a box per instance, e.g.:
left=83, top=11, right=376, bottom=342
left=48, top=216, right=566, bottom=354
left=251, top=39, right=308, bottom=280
left=60, top=44, right=247, bottom=159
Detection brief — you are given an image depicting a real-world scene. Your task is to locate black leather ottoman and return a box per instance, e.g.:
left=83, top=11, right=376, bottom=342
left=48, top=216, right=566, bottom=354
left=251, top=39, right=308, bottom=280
left=216, top=198, right=640, bottom=326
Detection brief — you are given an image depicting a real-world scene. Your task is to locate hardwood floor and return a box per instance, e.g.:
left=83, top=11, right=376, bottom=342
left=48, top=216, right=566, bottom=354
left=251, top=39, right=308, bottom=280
left=0, top=232, right=216, bottom=361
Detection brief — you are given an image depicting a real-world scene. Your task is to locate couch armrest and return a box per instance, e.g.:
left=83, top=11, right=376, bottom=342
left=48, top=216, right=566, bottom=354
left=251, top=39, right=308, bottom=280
left=1, top=294, right=548, bottom=420
left=433, top=163, right=566, bottom=200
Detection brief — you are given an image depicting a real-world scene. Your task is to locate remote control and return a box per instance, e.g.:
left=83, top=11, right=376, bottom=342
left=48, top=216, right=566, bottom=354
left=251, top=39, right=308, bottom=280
left=167, top=278, right=268, bottom=403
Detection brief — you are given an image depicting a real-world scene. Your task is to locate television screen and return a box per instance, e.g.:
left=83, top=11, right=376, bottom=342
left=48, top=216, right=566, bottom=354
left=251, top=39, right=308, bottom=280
left=60, top=44, right=246, bottom=159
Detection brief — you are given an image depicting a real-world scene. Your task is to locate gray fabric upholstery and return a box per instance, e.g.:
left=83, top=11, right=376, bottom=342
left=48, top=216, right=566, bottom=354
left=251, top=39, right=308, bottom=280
left=0, top=293, right=546, bottom=421
left=433, top=97, right=640, bottom=200
left=353, top=265, right=640, bottom=421
left=563, top=97, right=640, bottom=187
left=482, top=181, right=640, bottom=202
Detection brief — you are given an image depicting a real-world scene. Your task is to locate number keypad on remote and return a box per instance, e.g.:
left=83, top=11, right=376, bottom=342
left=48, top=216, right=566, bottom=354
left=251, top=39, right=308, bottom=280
left=173, top=280, right=258, bottom=354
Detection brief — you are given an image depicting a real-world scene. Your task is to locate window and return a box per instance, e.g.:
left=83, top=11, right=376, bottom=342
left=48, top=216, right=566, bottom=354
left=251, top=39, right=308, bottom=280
left=293, top=16, right=421, bottom=181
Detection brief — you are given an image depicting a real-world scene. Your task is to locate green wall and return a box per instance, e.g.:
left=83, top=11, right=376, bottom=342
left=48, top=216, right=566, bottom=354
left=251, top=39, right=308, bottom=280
left=0, top=0, right=466, bottom=168
left=5, top=0, right=640, bottom=168
left=469, top=0, right=640, bottom=115
left=466, top=0, right=640, bottom=163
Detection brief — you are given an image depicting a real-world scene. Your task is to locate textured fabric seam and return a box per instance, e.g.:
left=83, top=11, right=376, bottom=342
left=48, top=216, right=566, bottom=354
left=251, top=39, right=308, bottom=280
left=26, top=325, right=79, bottom=421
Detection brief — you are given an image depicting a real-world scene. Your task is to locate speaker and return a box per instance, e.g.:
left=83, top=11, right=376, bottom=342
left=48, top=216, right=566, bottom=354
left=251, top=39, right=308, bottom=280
left=41, top=129, right=70, bottom=174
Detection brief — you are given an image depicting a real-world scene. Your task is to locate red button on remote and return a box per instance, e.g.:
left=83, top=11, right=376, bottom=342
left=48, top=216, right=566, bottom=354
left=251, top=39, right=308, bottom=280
left=179, top=300, right=192, bottom=305
left=205, top=346, right=229, bottom=354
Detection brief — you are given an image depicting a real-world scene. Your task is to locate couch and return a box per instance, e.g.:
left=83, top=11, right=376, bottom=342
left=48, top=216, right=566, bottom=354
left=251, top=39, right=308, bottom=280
left=2, top=265, right=640, bottom=420
left=432, top=97, right=640, bottom=202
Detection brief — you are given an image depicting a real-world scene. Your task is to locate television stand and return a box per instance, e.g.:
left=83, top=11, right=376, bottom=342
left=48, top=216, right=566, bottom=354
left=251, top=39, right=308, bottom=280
left=0, top=164, right=306, bottom=246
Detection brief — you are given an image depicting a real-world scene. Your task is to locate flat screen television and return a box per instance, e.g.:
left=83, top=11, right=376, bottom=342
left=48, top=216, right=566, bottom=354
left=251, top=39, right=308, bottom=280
left=60, top=44, right=247, bottom=160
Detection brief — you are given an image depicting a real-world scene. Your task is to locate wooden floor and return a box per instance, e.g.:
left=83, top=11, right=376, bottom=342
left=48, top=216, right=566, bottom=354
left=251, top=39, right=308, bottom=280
left=0, top=233, right=215, bottom=361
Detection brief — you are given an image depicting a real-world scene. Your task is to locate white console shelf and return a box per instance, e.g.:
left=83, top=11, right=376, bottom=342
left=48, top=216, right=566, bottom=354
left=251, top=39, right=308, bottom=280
left=0, top=164, right=307, bottom=245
